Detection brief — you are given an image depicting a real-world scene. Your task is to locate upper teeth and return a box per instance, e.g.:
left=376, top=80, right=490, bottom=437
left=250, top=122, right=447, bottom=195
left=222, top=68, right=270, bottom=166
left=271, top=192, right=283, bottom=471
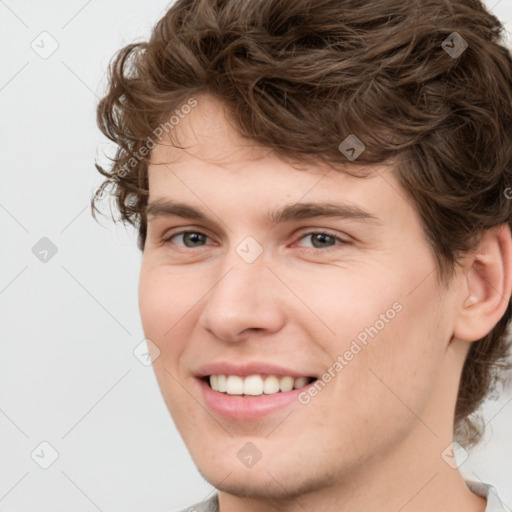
left=209, top=375, right=311, bottom=396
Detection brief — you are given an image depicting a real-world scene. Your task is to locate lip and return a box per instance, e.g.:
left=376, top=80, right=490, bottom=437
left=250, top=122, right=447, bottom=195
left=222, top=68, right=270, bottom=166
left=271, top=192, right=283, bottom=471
left=196, top=377, right=314, bottom=420
left=194, top=361, right=316, bottom=379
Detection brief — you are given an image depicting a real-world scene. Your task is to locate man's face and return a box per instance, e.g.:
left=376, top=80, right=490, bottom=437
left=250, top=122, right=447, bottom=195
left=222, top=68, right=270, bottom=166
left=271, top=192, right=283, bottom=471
left=138, top=95, right=461, bottom=498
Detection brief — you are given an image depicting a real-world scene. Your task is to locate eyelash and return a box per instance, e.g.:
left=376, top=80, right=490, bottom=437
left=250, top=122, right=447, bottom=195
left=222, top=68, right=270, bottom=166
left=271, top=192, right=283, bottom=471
left=162, top=230, right=348, bottom=250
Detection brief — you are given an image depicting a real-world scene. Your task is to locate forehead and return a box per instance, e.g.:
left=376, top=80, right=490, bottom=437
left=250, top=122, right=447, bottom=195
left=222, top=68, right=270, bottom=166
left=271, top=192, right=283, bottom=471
left=151, top=94, right=284, bottom=170
left=147, top=94, right=412, bottom=225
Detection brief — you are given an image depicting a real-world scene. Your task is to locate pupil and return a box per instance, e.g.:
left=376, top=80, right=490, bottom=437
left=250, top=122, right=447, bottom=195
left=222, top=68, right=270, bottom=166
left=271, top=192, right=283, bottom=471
left=312, top=234, right=333, bottom=248
left=185, top=233, right=204, bottom=247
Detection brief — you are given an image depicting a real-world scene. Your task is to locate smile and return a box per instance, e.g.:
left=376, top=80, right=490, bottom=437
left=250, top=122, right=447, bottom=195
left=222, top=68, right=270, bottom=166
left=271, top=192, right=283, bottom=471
left=207, top=374, right=315, bottom=396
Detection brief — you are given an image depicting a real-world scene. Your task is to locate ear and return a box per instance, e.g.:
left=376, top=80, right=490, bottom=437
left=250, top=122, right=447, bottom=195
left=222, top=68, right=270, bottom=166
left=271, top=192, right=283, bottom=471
left=453, top=224, right=512, bottom=342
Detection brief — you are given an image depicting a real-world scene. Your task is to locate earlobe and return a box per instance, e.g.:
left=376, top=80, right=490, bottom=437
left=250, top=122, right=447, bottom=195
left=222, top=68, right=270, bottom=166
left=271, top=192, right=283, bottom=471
left=453, top=224, right=512, bottom=342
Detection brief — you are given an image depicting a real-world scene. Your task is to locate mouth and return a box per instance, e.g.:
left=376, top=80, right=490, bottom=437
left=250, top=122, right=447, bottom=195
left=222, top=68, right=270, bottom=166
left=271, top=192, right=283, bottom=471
left=194, top=362, right=320, bottom=419
left=197, top=374, right=318, bottom=420
left=202, top=374, right=317, bottom=396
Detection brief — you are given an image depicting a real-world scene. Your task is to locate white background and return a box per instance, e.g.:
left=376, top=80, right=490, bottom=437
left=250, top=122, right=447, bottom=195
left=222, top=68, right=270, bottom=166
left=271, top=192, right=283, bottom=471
left=1, top=1, right=511, bottom=511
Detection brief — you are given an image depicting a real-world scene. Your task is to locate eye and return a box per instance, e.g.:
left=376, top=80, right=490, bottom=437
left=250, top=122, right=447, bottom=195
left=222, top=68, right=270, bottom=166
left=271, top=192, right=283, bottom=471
left=163, top=230, right=212, bottom=248
left=295, top=231, right=347, bottom=249
left=162, top=229, right=348, bottom=251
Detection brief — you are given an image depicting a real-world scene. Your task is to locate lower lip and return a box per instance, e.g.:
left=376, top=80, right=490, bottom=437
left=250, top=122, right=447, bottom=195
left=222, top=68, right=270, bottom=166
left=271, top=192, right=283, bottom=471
left=197, top=378, right=311, bottom=420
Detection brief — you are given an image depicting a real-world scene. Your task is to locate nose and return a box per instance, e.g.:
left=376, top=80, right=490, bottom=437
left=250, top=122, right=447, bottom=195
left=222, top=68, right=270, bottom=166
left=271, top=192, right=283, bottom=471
left=197, top=254, right=286, bottom=343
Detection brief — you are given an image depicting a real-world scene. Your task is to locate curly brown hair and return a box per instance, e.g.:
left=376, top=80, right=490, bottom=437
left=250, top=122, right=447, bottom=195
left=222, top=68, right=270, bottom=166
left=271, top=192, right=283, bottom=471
left=92, top=0, right=512, bottom=448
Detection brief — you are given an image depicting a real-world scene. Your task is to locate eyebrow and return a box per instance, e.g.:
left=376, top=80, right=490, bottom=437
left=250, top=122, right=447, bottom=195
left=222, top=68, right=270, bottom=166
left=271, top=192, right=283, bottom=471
left=146, top=199, right=380, bottom=226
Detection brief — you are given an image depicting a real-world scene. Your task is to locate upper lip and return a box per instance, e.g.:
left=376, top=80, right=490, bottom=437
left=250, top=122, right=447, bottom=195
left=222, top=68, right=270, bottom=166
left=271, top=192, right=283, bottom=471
left=194, top=361, right=316, bottom=379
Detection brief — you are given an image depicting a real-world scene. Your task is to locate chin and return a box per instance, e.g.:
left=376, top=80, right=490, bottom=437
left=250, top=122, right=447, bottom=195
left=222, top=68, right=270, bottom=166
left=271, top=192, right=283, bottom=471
left=197, top=466, right=303, bottom=500
left=193, top=450, right=331, bottom=501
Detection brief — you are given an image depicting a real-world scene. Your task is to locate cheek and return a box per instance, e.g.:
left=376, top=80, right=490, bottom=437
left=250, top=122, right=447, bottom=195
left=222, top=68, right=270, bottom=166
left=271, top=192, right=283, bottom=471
left=366, top=290, right=447, bottom=421
left=138, top=269, right=169, bottom=341
left=285, top=263, right=403, bottom=348
left=295, top=262, right=448, bottom=420
left=138, top=263, right=210, bottom=394
left=138, top=265, right=202, bottom=420
left=138, top=264, right=198, bottom=342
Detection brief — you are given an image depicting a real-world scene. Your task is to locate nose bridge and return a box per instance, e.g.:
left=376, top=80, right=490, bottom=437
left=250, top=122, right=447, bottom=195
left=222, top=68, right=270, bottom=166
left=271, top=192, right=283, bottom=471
left=198, top=240, right=284, bottom=340
left=212, top=235, right=270, bottom=303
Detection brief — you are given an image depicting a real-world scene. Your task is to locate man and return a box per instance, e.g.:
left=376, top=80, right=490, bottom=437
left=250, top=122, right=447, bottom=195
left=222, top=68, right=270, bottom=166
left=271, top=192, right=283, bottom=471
left=92, top=0, right=512, bottom=510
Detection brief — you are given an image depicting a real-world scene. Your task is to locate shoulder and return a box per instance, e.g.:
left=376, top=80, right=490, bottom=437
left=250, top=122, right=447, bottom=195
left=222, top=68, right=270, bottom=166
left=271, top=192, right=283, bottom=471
left=175, top=493, right=219, bottom=512
left=466, top=480, right=508, bottom=512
